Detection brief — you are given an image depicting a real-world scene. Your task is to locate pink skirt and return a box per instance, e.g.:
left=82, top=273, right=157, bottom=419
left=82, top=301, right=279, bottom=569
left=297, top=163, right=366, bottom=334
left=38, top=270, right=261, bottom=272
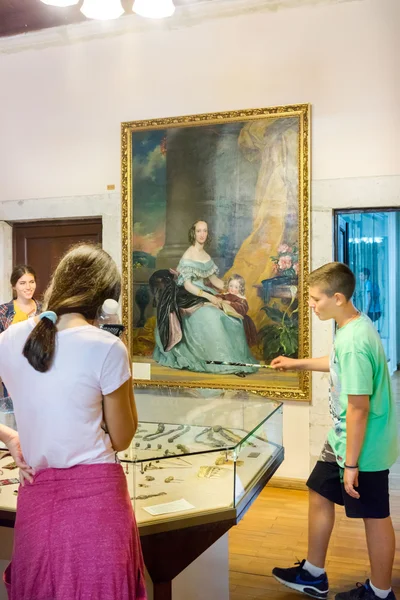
left=4, top=463, right=147, bottom=600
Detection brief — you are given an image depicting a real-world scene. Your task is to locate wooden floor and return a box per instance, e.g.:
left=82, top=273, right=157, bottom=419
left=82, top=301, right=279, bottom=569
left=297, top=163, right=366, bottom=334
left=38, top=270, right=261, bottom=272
left=229, top=487, right=400, bottom=600
left=229, top=371, right=400, bottom=598
left=229, top=486, right=400, bottom=600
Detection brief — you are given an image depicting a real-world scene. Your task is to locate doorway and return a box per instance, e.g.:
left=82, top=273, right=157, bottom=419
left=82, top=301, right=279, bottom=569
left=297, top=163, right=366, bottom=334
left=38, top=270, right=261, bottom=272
left=12, top=218, right=102, bottom=299
left=334, top=209, right=400, bottom=375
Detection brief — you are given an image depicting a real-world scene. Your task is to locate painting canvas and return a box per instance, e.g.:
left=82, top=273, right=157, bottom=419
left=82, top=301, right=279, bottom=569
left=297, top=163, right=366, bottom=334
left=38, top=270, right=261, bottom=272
left=121, top=105, right=310, bottom=400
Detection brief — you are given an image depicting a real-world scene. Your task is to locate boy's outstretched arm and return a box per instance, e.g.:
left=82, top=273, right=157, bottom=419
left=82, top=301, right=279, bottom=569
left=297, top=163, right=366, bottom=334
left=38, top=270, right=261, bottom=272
left=344, top=394, right=369, bottom=499
left=271, top=356, right=329, bottom=372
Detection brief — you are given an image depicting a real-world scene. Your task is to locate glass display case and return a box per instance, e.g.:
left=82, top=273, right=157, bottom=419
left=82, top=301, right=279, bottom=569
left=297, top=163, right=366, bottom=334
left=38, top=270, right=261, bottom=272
left=0, top=386, right=283, bottom=600
left=119, top=386, right=283, bottom=530
left=0, top=386, right=283, bottom=530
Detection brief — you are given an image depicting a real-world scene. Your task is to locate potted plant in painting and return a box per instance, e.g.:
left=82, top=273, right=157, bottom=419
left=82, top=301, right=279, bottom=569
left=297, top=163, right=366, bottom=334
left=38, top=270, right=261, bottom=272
left=258, top=293, right=299, bottom=362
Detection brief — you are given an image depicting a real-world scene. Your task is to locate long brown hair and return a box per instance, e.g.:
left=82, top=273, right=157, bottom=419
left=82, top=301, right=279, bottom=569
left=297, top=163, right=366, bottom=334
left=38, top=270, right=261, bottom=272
left=188, top=220, right=212, bottom=247
left=10, top=265, right=37, bottom=300
left=23, top=244, right=121, bottom=373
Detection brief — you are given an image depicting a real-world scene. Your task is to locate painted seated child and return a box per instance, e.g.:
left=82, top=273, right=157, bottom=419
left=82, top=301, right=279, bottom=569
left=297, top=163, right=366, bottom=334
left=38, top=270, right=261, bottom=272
left=216, top=274, right=257, bottom=347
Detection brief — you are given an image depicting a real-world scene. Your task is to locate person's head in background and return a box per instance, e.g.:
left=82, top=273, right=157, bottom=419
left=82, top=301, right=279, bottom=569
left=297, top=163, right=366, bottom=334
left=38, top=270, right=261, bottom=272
left=308, top=262, right=356, bottom=322
left=24, top=243, right=121, bottom=372
left=11, top=265, right=37, bottom=302
left=359, top=267, right=371, bottom=282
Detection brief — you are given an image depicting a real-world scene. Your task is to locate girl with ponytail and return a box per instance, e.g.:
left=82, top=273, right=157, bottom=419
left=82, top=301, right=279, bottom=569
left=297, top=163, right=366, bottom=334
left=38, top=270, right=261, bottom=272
left=0, top=243, right=147, bottom=600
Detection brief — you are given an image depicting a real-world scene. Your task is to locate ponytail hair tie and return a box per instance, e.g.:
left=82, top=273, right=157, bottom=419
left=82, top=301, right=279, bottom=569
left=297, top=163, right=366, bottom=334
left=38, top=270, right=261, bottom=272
left=38, top=311, right=57, bottom=324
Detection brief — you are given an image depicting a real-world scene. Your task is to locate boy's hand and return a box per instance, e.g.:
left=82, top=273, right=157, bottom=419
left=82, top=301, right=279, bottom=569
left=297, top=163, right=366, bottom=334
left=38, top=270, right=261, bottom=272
left=270, top=356, right=299, bottom=371
left=344, top=467, right=360, bottom=499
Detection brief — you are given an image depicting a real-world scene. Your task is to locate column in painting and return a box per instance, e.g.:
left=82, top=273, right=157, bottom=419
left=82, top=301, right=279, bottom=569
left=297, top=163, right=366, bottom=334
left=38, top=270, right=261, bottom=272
left=156, top=124, right=256, bottom=274
left=156, top=127, right=219, bottom=269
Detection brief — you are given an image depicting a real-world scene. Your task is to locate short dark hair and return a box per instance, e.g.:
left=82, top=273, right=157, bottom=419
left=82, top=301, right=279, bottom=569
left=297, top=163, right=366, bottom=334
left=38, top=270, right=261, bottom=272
left=188, top=220, right=212, bottom=247
left=309, top=262, right=355, bottom=300
left=361, top=267, right=370, bottom=278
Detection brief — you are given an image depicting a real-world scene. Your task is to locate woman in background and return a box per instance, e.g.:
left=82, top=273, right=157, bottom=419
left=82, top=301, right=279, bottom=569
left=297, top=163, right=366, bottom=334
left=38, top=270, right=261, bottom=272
left=0, top=244, right=147, bottom=600
left=0, top=265, right=41, bottom=405
left=0, top=265, right=41, bottom=332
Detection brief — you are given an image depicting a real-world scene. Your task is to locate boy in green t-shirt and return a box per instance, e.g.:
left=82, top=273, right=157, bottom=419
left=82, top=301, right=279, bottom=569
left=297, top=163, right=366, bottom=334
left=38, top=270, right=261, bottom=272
left=271, top=262, right=398, bottom=600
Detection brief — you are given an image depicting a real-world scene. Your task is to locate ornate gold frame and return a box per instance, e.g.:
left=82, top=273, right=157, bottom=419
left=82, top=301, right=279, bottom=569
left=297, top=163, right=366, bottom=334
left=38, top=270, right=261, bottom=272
left=121, top=104, right=311, bottom=401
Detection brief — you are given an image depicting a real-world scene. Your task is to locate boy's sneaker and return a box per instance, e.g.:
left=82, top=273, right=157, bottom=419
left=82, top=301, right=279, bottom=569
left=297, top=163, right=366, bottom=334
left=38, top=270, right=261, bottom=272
left=335, top=581, right=397, bottom=600
left=272, top=559, right=329, bottom=599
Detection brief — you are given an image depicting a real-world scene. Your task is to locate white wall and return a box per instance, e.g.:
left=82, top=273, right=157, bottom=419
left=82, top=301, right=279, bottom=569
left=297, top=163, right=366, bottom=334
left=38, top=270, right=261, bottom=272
left=0, top=0, right=399, bottom=478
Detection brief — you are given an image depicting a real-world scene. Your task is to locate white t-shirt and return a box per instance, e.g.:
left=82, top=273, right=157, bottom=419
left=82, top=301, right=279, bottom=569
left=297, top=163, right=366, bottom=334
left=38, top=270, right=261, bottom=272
left=0, top=319, right=131, bottom=470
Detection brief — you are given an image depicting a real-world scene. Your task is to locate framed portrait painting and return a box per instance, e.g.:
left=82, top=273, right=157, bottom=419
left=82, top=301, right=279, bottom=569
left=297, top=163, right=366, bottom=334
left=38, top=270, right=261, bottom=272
left=121, top=104, right=310, bottom=400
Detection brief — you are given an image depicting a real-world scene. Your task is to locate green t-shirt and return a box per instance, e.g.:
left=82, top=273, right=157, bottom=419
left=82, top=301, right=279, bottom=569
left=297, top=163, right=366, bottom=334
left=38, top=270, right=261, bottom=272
left=327, top=313, right=399, bottom=471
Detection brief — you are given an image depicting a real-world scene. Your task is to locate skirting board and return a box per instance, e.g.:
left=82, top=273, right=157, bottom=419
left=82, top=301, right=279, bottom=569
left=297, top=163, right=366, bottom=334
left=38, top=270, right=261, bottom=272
left=269, top=476, right=308, bottom=491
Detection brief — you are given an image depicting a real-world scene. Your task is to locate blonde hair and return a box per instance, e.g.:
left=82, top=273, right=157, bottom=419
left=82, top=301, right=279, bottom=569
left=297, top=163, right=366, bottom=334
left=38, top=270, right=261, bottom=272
left=227, top=274, right=245, bottom=295
left=23, top=243, right=121, bottom=372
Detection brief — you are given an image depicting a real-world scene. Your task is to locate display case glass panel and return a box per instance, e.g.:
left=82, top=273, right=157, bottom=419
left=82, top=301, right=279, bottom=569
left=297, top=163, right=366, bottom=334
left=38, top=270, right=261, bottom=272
left=0, top=387, right=283, bottom=528
left=120, top=386, right=283, bottom=526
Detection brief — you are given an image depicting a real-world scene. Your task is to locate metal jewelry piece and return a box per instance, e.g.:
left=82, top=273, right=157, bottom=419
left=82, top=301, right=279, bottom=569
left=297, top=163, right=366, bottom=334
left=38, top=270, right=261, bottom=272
left=145, top=475, right=155, bottom=481
left=206, top=430, right=226, bottom=448
left=197, top=466, right=223, bottom=479
left=168, top=425, right=191, bottom=443
left=176, top=444, right=190, bottom=454
left=194, top=427, right=225, bottom=448
left=142, top=423, right=165, bottom=441
left=136, top=492, right=167, bottom=500
left=143, top=423, right=186, bottom=442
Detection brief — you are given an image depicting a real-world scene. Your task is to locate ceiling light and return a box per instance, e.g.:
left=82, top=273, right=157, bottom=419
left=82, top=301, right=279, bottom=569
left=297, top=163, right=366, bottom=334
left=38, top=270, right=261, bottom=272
left=40, top=0, right=79, bottom=6
left=80, top=0, right=125, bottom=20
left=133, top=0, right=176, bottom=19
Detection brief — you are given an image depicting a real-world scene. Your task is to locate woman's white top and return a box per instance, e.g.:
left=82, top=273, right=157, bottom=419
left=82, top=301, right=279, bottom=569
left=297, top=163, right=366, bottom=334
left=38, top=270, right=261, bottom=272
left=0, top=320, right=131, bottom=470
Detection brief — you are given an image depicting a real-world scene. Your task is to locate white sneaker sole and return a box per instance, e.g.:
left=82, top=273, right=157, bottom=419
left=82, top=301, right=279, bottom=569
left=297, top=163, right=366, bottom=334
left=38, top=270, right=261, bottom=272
left=273, top=574, right=329, bottom=599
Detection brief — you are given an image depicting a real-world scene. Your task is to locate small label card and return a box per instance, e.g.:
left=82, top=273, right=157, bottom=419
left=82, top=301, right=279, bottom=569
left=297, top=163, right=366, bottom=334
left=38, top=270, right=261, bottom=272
left=143, top=498, right=195, bottom=516
left=132, top=362, right=151, bottom=380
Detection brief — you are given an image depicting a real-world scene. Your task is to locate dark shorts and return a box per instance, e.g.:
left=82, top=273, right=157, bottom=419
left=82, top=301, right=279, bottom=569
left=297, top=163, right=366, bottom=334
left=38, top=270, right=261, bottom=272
left=307, top=459, right=390, bottom=519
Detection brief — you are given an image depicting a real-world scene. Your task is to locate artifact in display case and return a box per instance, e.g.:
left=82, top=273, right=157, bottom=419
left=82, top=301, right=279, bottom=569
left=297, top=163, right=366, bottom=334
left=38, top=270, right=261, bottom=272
left=119, top=385, right=283, bottom=530
left=0, top=386, right=283, bottom=600
left=0, top=386, right=283, bottom=530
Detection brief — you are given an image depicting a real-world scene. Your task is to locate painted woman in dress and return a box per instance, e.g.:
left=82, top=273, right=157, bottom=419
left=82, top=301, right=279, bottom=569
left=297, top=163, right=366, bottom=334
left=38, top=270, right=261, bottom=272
left=153, top=220, right=257, bottom=375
